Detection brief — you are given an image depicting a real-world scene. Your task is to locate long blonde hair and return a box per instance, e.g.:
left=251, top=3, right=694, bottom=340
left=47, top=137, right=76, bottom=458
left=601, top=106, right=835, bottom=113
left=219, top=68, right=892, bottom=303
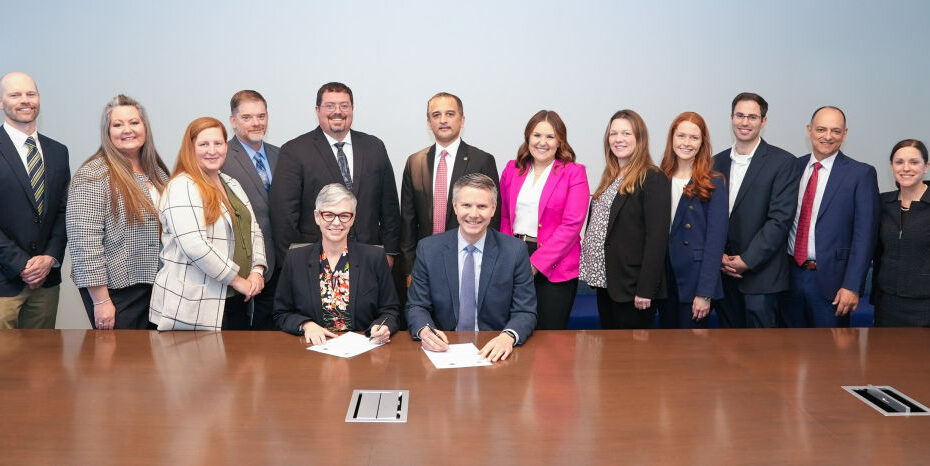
left=592, top=109, right=657, bottom=199
left=75, top=95, right=169, bottom=225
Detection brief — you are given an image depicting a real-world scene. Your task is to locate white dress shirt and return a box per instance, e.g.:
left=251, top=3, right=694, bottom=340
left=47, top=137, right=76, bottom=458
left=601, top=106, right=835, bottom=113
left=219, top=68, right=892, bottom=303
left=787, top=153, right=838, bottom=260
left=727, top=139, right=760, bottom=215
left=323, top=131, right=354, bottom=178
left=512, top=162, right=553, bottom=237
left=2, top=123, right=43, bottom=171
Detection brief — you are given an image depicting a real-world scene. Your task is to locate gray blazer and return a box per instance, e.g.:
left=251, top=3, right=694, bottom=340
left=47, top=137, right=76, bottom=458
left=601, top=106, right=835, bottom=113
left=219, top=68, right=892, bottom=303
left=222, top=137, right=280, bottom=276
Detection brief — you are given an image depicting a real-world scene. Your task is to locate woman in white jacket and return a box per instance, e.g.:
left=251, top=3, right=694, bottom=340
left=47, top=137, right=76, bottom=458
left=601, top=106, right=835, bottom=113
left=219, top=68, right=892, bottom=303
left=150, top=117, right=266, bottom=330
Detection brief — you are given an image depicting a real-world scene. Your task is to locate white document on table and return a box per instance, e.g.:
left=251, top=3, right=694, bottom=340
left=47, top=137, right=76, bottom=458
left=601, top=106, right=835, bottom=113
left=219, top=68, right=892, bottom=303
left=424, top=343, right=492, bottom=369
left=307, top=332, right=383, bottom=358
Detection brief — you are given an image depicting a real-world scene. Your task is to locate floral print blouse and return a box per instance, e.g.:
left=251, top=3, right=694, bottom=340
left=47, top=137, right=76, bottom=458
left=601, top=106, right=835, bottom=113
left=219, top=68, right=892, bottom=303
left=320, top=247, right=351, bottom=331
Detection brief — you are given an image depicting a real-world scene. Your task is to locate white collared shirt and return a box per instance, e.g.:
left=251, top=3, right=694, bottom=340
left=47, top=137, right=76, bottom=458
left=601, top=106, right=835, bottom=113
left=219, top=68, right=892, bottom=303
left=432, top=137, right=461, bottom=196
left=787, top=153, right=838, bottom=260
left=513, top=161, right=554, bottom=237
left=2, top=123, right=43, bottom=172
left=323, top=131, right=354, bottom=179
left=728, top=139, right=761, bottom=215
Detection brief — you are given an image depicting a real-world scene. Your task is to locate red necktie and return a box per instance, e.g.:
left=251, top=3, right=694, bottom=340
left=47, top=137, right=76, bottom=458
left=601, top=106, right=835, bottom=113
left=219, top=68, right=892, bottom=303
left=794, top=161, right=822, bottom=266
left=432, top=150, right=449, bottom=234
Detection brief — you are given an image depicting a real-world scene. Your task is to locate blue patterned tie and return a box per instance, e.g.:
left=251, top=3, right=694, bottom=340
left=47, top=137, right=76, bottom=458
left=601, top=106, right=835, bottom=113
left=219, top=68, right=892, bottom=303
left=456, top=244, right=477, bottom=331
left=25, top=136, right=47, bottom=215
left=333, top=142, right=353, bottom=190
left=253, top=153, right=271, bottom=192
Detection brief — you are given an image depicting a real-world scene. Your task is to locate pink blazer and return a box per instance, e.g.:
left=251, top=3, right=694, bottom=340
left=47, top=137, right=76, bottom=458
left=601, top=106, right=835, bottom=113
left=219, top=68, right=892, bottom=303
left=500, top=159, right=590, bottom=283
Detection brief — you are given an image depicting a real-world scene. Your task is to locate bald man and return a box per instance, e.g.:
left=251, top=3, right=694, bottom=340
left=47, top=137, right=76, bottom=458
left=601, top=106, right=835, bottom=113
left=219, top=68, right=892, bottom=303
left=0, top=72, right=71, bottom=328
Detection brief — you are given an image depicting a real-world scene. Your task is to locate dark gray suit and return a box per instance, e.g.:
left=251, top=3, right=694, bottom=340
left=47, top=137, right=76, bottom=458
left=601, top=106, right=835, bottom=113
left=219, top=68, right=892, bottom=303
left=222, top=137, right=280, bottom=329
left=399, top=141, right=500, bottom=275
left=712, top=139, right=800, bottom=327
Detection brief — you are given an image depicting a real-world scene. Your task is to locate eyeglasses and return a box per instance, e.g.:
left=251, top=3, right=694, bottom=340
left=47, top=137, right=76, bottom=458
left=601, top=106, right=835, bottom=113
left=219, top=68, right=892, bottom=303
left=732, top=113, right=762, bottom=123
left=319, top=103, right=352, bottom=112
left=318, top=211, right=354, bottom=223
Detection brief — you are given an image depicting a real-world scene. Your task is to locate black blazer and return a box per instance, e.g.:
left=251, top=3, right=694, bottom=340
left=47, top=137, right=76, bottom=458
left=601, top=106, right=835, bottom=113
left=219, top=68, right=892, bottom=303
left=599, top=168, right=671, bottom=302
left=712, top=139, right=800, bottom=294
left=272, top=242, right=400, bottom=336
left=269, top=127, right=401, bottom=265
left=0, top=128, right=70, bottom=296
left=399, top=141, right=500, bottom=274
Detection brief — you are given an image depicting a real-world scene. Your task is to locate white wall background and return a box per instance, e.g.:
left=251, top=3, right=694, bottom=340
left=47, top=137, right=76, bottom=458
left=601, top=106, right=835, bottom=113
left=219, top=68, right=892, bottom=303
left=4, top=0, right=928, bottom=328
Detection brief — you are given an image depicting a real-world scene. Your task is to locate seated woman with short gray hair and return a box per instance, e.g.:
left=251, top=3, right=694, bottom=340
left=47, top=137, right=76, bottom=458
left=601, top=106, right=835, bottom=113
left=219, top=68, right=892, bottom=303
left=273, top=183, right=399, bottom=344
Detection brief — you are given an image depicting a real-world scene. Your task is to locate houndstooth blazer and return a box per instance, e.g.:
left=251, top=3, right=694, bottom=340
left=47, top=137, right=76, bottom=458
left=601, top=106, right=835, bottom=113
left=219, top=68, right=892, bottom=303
left=149, top=172, right=266, bottom=331
left=67, top=156, right=169, bottom=289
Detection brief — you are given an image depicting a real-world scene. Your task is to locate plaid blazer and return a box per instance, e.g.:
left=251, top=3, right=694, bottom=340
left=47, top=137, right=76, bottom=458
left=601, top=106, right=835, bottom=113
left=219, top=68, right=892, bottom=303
left=66, top=156, right=169, bottom=289
left=149, top=173, right=266, bottom=330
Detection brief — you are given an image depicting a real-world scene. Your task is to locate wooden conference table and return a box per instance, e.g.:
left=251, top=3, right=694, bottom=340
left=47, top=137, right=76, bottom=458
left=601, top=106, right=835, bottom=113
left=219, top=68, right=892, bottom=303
left=1, top=328, right=929, bottom=465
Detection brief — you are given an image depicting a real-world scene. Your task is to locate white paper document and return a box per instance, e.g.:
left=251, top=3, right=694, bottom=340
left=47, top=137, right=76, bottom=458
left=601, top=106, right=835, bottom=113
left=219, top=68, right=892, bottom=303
left=307, top=332, right=384, bottom=358
left=424, top=343, right=492, bottom=369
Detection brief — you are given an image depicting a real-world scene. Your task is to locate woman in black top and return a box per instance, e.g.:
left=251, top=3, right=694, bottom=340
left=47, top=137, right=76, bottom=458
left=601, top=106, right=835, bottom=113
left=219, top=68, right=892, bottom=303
left=872, top=139, right=930, bottom=327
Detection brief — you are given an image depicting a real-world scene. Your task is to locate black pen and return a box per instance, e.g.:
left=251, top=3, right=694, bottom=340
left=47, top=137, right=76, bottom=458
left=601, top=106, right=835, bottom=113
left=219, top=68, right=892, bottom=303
left=370, top=317, right=388, bottom=342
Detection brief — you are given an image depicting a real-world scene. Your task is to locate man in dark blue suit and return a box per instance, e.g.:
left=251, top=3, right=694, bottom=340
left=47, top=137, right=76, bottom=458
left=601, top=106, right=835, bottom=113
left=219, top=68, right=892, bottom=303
left=0, top=72, right=70, bottom=329
left=406, top=173, right=537, bottom=362
left=712, top=93, right=800, bottom=328
left=783, top=106, right=879, bottom=327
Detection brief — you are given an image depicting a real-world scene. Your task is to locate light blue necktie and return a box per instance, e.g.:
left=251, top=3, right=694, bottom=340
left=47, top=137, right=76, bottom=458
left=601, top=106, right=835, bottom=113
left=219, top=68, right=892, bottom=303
left=456, top=244, right=477, bottom=331
left=253, top=153, right=271, bottom=192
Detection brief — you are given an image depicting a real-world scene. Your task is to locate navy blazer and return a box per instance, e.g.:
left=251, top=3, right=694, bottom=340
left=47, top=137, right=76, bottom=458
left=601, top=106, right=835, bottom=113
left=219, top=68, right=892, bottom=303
left=405, top=228, right=537, bottom=344
left=797, top=151, right=880, bottom=299
left=667, top=176, right=728, bottom=301
left=270, top=127, right=401, bottom=265
left=0, top=128, right=70, bottom=296
left=272, top=242, right=400, bottom=336
left=712, top=139, right=800, bottom=294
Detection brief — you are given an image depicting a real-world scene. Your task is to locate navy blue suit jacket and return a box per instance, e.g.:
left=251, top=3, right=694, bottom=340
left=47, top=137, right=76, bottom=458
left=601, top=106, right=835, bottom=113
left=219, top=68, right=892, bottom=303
left=797, top=151, right=879, bottom=299
left=404, top=228, right=537, bottom=344
left=712, top=139, right=800, bottom=294
left=0, top=128, right=70, bottom=296
left=668, top=176, right=728, bottom=301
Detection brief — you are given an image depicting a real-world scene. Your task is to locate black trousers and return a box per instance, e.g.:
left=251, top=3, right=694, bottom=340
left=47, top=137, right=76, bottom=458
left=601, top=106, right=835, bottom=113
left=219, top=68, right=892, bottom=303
left=80, top=283, right=154, bottom=330
left=222, top=295, right=252, bottom=330
left=249, top=267, right=280, bottom=330
left=524, top=241, right=578, bottom=330
left=595, top=288, right=658, bottom=329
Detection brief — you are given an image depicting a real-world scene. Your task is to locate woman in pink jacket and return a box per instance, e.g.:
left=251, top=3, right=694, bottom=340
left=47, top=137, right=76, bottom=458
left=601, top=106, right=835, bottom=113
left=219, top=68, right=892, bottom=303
left=500, top=110, right=590, bottom=329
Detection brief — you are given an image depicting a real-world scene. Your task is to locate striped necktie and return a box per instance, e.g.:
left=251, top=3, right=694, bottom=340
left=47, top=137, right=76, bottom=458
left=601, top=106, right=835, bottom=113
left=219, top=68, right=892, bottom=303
left=25, top=136, right=47, bottom=215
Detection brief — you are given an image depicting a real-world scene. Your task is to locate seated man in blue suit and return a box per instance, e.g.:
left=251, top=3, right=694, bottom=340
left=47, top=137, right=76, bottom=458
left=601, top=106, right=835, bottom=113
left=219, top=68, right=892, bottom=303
left=784, top=106, right=879, bottom=327
left=406, top=173, right=537, bottom=362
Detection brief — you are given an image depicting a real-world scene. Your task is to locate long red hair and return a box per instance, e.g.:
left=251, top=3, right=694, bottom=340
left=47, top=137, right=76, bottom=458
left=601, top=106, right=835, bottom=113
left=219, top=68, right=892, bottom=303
left=659, top=112, right=721, bottom=201
left=171, top=117, right=232, bottom=226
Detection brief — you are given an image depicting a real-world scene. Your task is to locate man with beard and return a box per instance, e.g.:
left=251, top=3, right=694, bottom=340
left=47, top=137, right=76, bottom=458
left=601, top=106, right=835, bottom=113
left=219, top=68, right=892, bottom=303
left=222, top=90, right=280, bottom=330
left=0, top=72, right=71, bottom=329
left=270, top=82, right=400, bottom=269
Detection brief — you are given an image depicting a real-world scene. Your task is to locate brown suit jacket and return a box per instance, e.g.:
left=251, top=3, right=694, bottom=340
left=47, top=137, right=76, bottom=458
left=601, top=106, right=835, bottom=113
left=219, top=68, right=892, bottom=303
left=399, top=140, right=500, bottom=274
